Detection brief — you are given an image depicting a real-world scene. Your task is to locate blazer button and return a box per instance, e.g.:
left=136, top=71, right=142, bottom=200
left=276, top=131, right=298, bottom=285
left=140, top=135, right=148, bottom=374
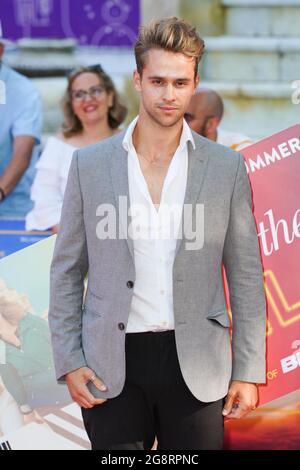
left=127, top=280, right=134, bottom=289
left=118, top=322, right=125, bottom=330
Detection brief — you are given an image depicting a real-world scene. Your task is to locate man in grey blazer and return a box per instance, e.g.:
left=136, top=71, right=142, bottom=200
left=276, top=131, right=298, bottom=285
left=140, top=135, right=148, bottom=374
left=49, top=17, right=266, bottom=450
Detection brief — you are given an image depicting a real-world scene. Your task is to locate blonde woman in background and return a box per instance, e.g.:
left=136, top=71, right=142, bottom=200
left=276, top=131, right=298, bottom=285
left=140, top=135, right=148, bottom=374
left=26, top=65, right=127, bottom=233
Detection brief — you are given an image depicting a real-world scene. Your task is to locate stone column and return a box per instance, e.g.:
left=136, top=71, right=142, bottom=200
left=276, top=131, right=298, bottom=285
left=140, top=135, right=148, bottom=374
left=141, top=0, right=180, bottom=25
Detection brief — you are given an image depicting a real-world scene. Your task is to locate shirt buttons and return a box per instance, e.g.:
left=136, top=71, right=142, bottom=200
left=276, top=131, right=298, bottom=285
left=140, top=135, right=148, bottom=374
left=118, top=323, right=125, bottom=330
left=127, top=281, right=134, bottom=289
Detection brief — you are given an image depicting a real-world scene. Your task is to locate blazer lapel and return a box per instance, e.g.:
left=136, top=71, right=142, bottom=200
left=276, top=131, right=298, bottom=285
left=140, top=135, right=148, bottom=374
left=110, top=132, right=134, bottom=261
left=175, top=134, right=210, bottom=257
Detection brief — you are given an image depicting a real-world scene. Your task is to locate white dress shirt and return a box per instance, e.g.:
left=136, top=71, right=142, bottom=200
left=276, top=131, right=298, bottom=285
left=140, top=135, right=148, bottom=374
left=123, top=117, right=195, bottom=333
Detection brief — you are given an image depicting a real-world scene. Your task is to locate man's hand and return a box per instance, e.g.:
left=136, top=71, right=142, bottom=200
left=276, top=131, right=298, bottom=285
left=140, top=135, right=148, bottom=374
left=65, top=367, right=108, bottom=409
left=51, top=224, right=60, bottom=234
left=0, top=136, right=35, bottom=195
left=222, top=381, right=258, bottom=419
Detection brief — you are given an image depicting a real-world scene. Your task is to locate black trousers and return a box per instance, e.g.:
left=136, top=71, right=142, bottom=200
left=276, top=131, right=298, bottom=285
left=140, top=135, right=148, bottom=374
left=82, top=330, right=225, bottom=450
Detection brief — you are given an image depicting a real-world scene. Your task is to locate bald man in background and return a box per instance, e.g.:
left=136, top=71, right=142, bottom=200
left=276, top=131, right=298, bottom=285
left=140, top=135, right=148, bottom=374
left=185, top=88, right=253, bottom=152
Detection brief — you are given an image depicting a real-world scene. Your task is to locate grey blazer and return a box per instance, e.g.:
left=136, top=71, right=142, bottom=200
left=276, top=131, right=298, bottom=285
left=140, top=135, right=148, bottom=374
left=49, top=130, right=266, bottom=403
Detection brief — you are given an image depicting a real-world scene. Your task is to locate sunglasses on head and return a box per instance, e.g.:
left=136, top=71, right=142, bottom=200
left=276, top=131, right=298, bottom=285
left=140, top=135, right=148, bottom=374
left=66, top=64, right=105, bottom=78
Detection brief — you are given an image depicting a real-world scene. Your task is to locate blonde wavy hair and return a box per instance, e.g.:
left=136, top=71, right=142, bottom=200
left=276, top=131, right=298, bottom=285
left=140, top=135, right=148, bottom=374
left=135, top=17, right=205, bottom=79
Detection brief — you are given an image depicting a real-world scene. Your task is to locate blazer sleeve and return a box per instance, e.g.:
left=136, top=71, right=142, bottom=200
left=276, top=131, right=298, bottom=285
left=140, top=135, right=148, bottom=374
left=48, top=150, right=88, bottom=382
left=222, top=153, right=267, bottom=384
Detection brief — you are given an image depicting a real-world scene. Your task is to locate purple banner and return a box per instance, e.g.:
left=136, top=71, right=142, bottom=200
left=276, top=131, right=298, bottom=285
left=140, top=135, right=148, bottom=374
left=0, top=0, right=140, bottom=46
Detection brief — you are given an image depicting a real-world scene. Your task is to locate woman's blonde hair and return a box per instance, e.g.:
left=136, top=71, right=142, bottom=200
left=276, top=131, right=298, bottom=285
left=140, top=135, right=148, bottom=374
left=134, top=17, right=205, bottom=79
left=61, top=65, right=127, bottom=138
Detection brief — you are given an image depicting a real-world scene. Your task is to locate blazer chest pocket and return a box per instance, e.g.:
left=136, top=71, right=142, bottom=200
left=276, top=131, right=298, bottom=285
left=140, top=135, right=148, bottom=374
left=206, top=308, right=230, bottom=328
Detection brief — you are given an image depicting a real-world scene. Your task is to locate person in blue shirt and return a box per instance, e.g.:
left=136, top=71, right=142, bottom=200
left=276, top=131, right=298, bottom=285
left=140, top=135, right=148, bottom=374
left=0, top=39, right=42, bottom=218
